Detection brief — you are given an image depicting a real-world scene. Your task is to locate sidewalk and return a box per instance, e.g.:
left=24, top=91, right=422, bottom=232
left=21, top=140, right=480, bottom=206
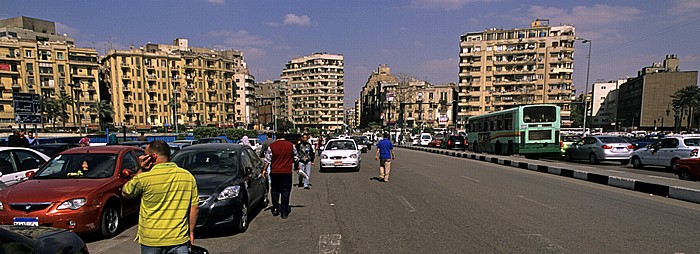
left=397, top=145, right=700, bottom=205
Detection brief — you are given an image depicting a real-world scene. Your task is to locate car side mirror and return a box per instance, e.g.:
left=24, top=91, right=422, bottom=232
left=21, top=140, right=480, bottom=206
left=25, top=171, right=34, bottom=178
left=121, top=169, right=135, bottom=178
left=646, top=145, right=651, bottom=149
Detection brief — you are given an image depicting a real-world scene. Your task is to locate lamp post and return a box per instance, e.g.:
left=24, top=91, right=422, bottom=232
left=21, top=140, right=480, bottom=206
left=577, top=38, right=592, bottom=136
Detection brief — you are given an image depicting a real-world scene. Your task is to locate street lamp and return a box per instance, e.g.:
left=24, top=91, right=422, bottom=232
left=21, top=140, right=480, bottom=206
left=576, top=38, right=592, bottom=136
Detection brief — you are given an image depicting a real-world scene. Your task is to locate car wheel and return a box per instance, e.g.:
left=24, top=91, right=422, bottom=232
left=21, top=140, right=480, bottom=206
left=235, top=200, right=249, bottom=233
left=620, top=159, right=630, bottom=165
left=670, top=158, right=679, bottom=171
left=588, top=153, right=599, bottom=164
left=678, top=169, right=694, bottom=180
left=631, top=156, right=644, bottom=169
left=99, top=204, right=120, bottom=238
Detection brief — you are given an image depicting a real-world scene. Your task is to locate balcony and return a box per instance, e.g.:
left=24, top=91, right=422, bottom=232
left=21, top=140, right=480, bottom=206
left=123, top=98, right=133, bottom=104
left=550, top=67, right=573, bottom=74
left=147, top=86, right=157, bottom=93
left=0, top=68, right=19, bottom=75
left=121, top=75, right=130, bottom=80
left=87, top=86, right=96, bottom=91
left=145, top=65, right=155, bottom=70
left=148, top=100, right=157, bottom=105
left=122, top=86, right=132, bottom=92
left=146, top=75, right=156, bottom=81
left=186, top=98, right=197, bottom=103
left=71, top=72, right=95, bottom=79
left=120, top=62, right=129, bottom=68
left=185, top=85, right=195, bottom=92
left=124, top=111, right=133, bottom=116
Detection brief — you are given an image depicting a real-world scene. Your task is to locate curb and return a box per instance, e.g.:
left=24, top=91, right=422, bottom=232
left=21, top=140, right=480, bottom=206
left=397, top=145, right=700, bottom=205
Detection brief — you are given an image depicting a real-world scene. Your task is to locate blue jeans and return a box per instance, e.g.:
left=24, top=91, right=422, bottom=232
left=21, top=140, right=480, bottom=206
left=141, top=243, right=189, bottom=254
left=299, top=162, right=312, bottom=187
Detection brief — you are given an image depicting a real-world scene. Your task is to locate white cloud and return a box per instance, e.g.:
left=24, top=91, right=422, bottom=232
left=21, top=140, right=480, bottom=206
left=525, top=4, right=643, bottom=27
left=207, top=0, right=224, bottom=4
left=55, top=22, right=80, bottom=37
left=668, top=0, right=700, bottom=15
left=283, top=13, right=311, bottom=26
left=409, top=0, right=494, bottom=11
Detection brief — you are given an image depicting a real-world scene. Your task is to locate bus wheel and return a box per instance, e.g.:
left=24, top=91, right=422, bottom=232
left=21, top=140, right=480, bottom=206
left=494, top=142, right=502, bottom=155
left=506, top=141, right=514, bottom=156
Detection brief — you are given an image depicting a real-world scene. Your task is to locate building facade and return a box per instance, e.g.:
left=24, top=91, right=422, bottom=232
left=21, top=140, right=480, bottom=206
left=458, top=19, right=576, bottom=126
left=0, top=16, right=100, bottom=129
left=101, top=38, right=254, bottom=130
left=281, top=53, right=344, bottom=132
left=359, top=65, right=399, bottom=129
left=617, top=54, right=698, bottom=131
left=254, top=79, right=288, bottom=131
left=589, top=79, right=626, bottom=130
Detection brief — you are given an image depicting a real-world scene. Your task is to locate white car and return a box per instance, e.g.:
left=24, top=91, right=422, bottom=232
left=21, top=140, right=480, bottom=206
left=0, top=147, right=50, bottom=188
left=411, top=135, right=420, bottom=146
left=320, top=139, right=361, bottom=172
left=630, top=135, right=700, bottom=169
left=420, top=133, right=432, bottom=146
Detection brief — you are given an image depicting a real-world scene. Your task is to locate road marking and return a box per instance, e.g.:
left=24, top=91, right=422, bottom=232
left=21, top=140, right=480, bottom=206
left=517, top=195, right=555, bottom=210
left=648, top=175, right=676, bottom=180
left=397, top=196, right=416, bottom=213
left=318, top=234, right=342, bottom=254
left=460, top=175, right=482, bottom=183
left=520, top=233, right=566, bottom=253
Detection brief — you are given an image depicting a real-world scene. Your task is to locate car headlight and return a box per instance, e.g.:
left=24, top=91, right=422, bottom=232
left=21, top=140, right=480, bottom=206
left=322, top=154, right=328, bottom=159
left=217, top=186, right=241, bottom=201
left=57, top=198, right=87, bottom=210
left=350, top=154, right=358, bottom=159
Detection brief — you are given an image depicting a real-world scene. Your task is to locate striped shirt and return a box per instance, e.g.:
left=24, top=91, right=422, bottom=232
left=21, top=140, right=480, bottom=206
left=123, top=162, right=198, bottom=247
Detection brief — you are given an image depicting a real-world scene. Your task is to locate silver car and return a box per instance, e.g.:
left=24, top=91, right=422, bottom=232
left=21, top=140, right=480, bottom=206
left=564, top=136, right=634, bottom=164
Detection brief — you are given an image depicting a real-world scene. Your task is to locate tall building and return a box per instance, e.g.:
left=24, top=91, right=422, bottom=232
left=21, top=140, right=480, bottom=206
left=617, top=54, right=698, bottom=131
left=254, top=79, right=288, bottom=131
left=589, top=79, right=627, bottom=130
left=281, top=53, right=344, bottom=132
left=0, top=16, right=100, bottom=129
left=101, top=38, right=254, bottom=130
left=359, top=65, right=398, bottom=128
left=458, top=19, right=576, bottom=126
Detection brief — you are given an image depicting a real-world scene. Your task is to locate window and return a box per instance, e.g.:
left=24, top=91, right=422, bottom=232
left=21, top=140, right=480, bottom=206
left=25, top=50, right=32, bottom=58
left=57, top=52, right=64, bottom=60
left=122, top=152, right=138, bottom=171
left=14, top=150, right=46, bottom=172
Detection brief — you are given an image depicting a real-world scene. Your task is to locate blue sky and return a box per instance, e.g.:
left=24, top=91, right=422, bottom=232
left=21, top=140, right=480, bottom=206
left=2, top=0, right=699, bottom=107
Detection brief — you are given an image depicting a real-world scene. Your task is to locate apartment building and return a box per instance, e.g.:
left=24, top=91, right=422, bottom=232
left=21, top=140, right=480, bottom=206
left=101, top=38, right=254, bottom=130
left=353, top=98, right=361, bottom=130
left=458, top=19, right=576, bottom=126
left=255, top=79, right=288, bottom=130
left=0, top=16, right=100, bottom=129
left=589, top=79, right=627, bottom=130
left=281, top=53, right=344, bottom=132
left=359, top=65, right=399, bottom=128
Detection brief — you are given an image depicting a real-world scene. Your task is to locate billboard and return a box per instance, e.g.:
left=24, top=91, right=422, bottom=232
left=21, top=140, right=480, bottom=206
left=13, top=93, right=41, bottom=124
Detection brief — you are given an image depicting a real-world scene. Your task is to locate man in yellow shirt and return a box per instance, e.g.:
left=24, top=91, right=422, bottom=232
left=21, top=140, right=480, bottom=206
left=123, top=140, right=199, bottom=254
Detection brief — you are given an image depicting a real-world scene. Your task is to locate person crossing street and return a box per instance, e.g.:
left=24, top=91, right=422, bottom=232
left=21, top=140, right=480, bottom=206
left=296, top=133, right=315, bottom=189
left=375, top=132, right=396, bottom=182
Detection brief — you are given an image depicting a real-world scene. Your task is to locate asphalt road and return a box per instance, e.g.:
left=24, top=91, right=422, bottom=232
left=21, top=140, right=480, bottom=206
left=87, top=147, right=700, bottom=253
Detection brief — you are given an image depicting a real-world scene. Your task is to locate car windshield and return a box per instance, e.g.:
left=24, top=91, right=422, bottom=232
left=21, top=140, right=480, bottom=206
left=33, top=147, right=60, bottom=158
left=172, top=150, right=238, bottom=174
left=598, top=137, right=628, bottom=144
left=34, top=154, right=117, bottom=179
left=326, top=141, right=356, bottom=150
left=523, top=106, right=557, bottom=123
left=421, top=135, right=431, bottom=139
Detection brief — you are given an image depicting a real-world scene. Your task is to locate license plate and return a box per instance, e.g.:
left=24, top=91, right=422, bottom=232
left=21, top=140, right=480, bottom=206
left=334, top=160, right=342, bottom=165
left=13, top=217, right=38, bottom=226
left=455, top=142, right=461, bottom=144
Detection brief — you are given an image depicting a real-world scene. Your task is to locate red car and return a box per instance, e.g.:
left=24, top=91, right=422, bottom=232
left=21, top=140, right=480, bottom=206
left=427, top=138, right=443, bottom=147
left=0, top=146, right=143, bottom=237
left=674, top=158, right=700, bottom=181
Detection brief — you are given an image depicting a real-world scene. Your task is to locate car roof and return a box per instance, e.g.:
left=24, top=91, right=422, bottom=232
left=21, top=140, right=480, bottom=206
left=32, top=143, right=77, bottom=147
left=59, top=145, right=140, bottom=155
left=327, top=139, right=356, bottom=143
left=181, top=143, right=245, bottom=151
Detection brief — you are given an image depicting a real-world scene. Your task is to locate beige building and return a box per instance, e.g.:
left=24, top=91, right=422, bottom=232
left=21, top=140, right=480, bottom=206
left=255, top=79, right=288, bottom=131
left=359, top=65, right=399, bottom=128
left=281, top=53, right=344, bottom=132
left=459, top=19, right=576, bottom=126
left=0, top=16, right=100, bottom=129
left=101, top=38, right=254, bottom=130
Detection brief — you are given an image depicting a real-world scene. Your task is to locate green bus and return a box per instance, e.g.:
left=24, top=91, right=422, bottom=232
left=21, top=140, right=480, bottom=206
left=466, top=105, right=561, bottom=158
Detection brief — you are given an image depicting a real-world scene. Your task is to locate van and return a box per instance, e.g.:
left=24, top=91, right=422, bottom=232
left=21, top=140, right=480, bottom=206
left=420, top=133, right=432, bottom=146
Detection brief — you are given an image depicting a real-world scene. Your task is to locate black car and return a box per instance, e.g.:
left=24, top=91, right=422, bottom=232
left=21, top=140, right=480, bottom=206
left=171, top=144, right=268, bottom=233
left=196, top=137, right=228, bottom=144
left=0, top=225, right=89, bottom=253
left=441, top=135, right=467, bottom=150
left=31, top=143, right=79, bottom=158
left=351, top=136, right=371, bottom=152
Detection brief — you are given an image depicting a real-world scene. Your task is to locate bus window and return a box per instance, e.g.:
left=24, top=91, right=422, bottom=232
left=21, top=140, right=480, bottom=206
left=523, top=106, right=556, bottom=123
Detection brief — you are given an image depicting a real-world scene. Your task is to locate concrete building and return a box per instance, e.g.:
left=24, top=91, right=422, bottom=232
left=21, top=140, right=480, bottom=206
left=458, top=19, right=576, bottom=126
left=353, top=98, right=361, bottom=130
left=254, top=79, right=288, bottom=131
left=617, top=54, right=698, bottom=131
left=281, top=53, right=344, bottom=132
left=101, top=38, right=254, bottom=130
left=0, top=16, right=99, bottom=129
left=589, top=79, right=627, bottom=130
left=359, top=64, right=399, bottom=129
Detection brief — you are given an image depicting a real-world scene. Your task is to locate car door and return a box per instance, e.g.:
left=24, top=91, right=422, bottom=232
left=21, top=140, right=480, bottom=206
left=240, top=149, right=265, bottom=205
left=0, top=151, right=17, bottom=187
left=656, top=138, right=679, bottom=167
left=10, top=150, right=47, bottom=185
left=572, top=137, right=592, bottom=159
left=637, top=140, right=661, bottom=165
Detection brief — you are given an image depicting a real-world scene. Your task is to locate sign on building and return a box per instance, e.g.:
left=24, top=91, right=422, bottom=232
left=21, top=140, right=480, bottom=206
left=13, top=93, right=41, bottom=124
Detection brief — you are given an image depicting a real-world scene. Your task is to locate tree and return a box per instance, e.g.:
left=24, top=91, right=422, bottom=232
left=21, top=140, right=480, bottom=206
left=671, top=86, right=700, bottom=131
left=569, top=102, right=584, bottom=128
left=41, top=96, right=60, bottom=131
left=89, top=100, right=114, bottom=131
left=56, top=93, right=73, bottom=130
left=168, top=97, right=180, bottom=132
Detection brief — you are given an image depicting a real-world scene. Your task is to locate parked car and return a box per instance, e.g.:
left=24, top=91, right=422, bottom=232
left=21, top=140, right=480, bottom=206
left=419, top=133, right=432, bottom=146
left=630, top=135, right=700, bottom=169
left=197, top=137, right=228, bottom=144
left=631, top=134, right=666, bottom=150
left=427, top=137, right=443, bottom=147
left=411, top=135, right=420, bottom=146
left=172, top=140, right=199, bottom=145
left=350, top=136, right=369, bottom=153
left=441, top=135, right=466, bottom=150
left=320, top=139, right=361, bottom=172
left=559, top=134, right=581, bottom=157
left=564, top=136, right=634, bottom=164
left=0, top=225, right=89, bottom=253
left=0, top=146, right=143, bottom=237
left=31, top=143, right=79, bottom=158
left=674, top=157, right=700, bottom=181
left=171, top=144, right=268, bottom=232
left=0, top=147, right=50, bottom=188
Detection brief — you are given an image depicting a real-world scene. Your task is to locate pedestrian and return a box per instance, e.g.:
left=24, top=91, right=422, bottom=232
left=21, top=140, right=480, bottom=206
left=263, top=132, right=297, bottom=219
left=78, top=137, right=90, bottom=147
left=296, top=133, right=315, bottom=189
left=260, top=132, right=275, bottom=183
left=26, top=132, right=39, bottom=146
left=123, top=140, right=199, bottom=254
left=375, top=132, right=396, bottom=182
left=137, top=132, right=148, bottom=141
left=240, top=135, right=252, bottom=148
left=316, top=135, right=324, bottom=156
left=107, top=133, right=118, bottom=145
left=7, top=129, right=29, bottom=147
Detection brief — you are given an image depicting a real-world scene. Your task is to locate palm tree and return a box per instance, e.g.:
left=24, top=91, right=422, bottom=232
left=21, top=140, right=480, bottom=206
left=41, top=96, right=60, bottom=131
left=89, top=100, right=114, bottom=131
left=671, top=86, right=700, bottom=131
left=168, top=97, right=180, bottom=132
left=56, top=93, right=73, bottom=131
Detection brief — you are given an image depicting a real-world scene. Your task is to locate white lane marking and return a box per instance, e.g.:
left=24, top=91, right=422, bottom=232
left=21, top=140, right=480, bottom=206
left=648, top=175, right=676, bottom=180
left=460, top=175, right=482, bottom=183
left=517, top=195, right=555, bottom=210
left=318, top=234, right=342, bottom=254
left=397, top=196, right=416, bottom=213
left=520, top=234, right=566, bottom=253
